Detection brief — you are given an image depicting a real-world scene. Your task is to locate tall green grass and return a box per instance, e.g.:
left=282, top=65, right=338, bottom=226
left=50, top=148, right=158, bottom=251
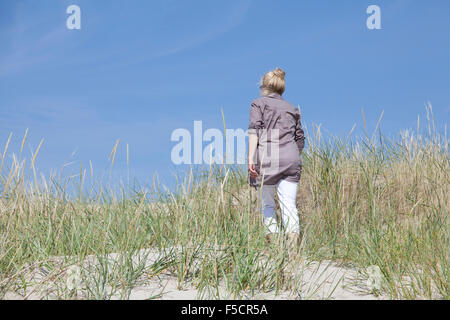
left=0, top=106, right=448, bottom=299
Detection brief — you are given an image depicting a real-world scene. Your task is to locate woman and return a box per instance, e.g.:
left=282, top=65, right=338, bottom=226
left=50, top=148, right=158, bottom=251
left=248, top=68, right=305, bottom=246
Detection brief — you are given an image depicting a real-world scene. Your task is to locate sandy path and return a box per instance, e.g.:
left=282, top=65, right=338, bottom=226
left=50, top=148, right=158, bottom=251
left=3, top=248, right=387, bottom=300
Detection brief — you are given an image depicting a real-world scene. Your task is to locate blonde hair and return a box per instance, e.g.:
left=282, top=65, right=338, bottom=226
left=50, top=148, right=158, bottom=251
left=260, top=68, right=286, bottom=96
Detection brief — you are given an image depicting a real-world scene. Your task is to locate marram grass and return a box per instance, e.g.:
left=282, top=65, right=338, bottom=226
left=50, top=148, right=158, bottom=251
left=0, top=106, right=448, bottom=299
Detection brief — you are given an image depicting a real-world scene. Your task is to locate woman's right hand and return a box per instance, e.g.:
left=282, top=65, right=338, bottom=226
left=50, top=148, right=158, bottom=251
left=248, top=133, right=259, bottom=179
left=248, top=163, right=258, bottom=179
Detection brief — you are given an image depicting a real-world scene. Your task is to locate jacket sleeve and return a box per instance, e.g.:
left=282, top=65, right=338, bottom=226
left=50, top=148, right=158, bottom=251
left=295, top=110, right=305, bottom=154
left=248, top=100, right=264, bottom=136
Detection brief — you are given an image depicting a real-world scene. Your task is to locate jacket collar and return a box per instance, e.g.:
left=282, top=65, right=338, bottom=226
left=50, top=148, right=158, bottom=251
left=265, top=92, right=283, bottom=100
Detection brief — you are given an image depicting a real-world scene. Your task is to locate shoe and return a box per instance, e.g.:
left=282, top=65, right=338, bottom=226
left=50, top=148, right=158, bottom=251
left=264, top=233, right=277, bottom=244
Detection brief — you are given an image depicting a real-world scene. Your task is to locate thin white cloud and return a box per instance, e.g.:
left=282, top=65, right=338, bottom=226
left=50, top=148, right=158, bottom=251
left=69, top=0, right=253, bottom=70
left=149, top=0, right=253, bottom=59
left=0, top=0, right=253, bottom=76
left=0, top=23, right=67, bottom=76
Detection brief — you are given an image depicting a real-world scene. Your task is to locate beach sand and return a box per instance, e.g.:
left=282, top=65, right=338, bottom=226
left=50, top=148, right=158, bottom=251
left=3, top=248, right=387, bottom=300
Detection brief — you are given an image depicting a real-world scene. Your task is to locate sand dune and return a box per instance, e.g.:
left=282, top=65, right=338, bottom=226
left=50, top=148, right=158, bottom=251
left=3, top=248, right=388, bottom=300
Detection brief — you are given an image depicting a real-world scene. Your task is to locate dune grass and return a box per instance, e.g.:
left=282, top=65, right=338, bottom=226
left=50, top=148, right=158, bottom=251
left=0, top=106, right=448, bottom=299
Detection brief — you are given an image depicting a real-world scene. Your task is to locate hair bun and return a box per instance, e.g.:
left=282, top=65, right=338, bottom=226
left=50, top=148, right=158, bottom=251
left=273, top=68, right=286, bottom=79
left=260, top=68, right=286, bottom=96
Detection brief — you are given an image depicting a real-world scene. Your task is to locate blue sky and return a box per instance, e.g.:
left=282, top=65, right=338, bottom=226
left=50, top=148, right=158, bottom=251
left=1, top=0, right=449, bottom=190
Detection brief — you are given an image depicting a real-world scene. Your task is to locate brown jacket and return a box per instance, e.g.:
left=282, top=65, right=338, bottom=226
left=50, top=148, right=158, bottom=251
left=248, top=93, right=305, bottom=187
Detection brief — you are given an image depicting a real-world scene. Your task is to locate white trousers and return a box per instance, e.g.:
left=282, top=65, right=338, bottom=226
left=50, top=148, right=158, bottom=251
left=259, top=179, right=300, bottom=234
